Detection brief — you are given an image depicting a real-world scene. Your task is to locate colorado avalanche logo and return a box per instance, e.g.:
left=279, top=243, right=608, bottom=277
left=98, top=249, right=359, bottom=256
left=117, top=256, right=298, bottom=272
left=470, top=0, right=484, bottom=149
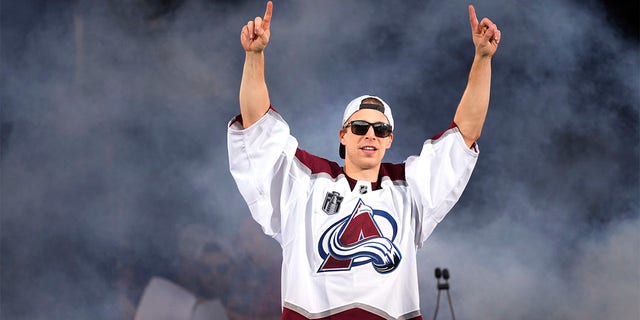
left=317, top=199, right=401, bottom=274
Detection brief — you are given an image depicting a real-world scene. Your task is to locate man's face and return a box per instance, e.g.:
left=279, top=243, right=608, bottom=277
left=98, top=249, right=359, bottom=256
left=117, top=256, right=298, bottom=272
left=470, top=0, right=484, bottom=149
left=340, top=109, right=393, bottom=171
left=195, top=249, right=231, bottom=298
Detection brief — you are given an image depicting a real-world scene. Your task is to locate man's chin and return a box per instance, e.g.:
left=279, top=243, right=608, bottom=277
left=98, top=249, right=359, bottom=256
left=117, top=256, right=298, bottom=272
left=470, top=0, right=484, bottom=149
left=354, top=159, right=381, bottom=170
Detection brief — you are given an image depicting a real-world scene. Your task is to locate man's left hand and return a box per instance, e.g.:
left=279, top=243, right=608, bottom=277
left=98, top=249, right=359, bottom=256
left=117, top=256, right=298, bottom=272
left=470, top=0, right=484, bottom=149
left=469, top=5, right=501, bottom=58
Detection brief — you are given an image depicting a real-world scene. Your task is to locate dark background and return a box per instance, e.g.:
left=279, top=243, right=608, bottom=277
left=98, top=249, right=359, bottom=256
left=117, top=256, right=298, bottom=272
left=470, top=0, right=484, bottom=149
left=1, top=0, right=638, bottom=319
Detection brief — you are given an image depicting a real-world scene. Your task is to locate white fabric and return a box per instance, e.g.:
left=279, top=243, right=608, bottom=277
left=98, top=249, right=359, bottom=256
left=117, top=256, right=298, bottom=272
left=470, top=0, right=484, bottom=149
left=135, top=277, right=196, bottom=320
left=227, top=109, right=477, bottom=319
left=134, top=277, right=229, bottom=320
left=193, top=300, right=230, bottom=320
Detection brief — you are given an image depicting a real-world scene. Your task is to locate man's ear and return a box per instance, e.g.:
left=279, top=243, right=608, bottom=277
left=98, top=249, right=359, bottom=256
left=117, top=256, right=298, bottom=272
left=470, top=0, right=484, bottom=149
left=339, top=129, right=346, bottom=144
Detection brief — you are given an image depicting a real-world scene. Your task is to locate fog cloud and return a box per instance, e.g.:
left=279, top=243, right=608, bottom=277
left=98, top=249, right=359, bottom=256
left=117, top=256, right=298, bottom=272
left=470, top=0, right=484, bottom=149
left=1, top=0, right=638, bottom=319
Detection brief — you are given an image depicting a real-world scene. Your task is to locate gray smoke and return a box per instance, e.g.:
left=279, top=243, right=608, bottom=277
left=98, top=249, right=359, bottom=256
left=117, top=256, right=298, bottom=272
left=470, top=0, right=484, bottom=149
left=1, top=0, right=638, bottom=319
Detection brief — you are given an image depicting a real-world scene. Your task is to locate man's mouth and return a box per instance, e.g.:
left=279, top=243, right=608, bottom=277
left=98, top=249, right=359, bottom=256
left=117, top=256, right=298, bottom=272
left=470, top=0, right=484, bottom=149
left=360, top=146, right=378, bottom=152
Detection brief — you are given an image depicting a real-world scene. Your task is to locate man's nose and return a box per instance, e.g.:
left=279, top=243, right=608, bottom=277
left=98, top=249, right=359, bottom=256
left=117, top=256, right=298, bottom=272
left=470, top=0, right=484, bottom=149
left=364, top=126, right=377, bottom=138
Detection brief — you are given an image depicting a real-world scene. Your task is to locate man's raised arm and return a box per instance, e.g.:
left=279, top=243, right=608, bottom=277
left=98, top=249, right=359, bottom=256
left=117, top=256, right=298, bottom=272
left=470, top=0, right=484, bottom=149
left=453, top=5, right=501, bottom=148
left=239, top=1, right=273, bottom=129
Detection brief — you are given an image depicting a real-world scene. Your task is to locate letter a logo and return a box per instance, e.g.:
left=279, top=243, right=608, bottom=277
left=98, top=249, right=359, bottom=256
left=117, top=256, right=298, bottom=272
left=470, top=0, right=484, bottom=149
left=317, top=199, right=401, bottom=273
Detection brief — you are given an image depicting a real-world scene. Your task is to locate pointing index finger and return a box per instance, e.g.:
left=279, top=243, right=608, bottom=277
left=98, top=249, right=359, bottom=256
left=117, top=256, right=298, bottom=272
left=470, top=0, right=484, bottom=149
left=468, top=5, right=479, bottom=33
left=262, top=1, right=273, bottom=31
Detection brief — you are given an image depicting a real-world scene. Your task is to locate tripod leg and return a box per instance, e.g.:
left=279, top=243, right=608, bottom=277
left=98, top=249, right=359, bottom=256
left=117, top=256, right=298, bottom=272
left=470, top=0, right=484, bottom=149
left=445, top=289, right=456, bottom=320
left=432, top=289, right=441, bottom=320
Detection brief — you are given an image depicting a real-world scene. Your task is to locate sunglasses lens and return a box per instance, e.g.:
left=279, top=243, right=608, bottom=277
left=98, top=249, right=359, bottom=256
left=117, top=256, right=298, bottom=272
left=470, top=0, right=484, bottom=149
left=373, top=124, right=392, bottom=138
left=350, top=121, right=370, bottom=135
left=347, top=121, right=392, bottom=137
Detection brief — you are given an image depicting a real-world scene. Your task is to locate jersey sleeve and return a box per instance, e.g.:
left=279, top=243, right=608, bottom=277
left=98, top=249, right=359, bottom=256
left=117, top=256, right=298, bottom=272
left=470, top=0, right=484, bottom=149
left=405, top=124, right=479, bottom=247
left=227, top=108, right=299, bottom=242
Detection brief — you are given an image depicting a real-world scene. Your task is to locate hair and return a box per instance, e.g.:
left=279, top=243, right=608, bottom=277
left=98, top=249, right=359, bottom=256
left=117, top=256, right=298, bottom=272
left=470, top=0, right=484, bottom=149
left=361, top=97, right=384, bottom=107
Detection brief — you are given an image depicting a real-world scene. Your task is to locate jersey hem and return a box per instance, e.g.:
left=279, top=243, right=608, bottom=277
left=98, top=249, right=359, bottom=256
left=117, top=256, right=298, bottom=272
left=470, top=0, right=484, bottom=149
left=282, top=302, right=422, bottom=320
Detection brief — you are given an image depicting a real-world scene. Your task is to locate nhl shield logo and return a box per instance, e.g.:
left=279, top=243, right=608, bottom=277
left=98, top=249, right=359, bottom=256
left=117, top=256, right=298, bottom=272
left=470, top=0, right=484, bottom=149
left=322, top=191, right=343, bottom=215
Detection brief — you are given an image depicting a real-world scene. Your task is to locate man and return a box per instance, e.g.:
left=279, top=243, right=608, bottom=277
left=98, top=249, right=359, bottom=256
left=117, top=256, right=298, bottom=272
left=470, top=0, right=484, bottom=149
left=135, top=224, right=234, bottom=320
left=227, top=2, right=500, bottom=319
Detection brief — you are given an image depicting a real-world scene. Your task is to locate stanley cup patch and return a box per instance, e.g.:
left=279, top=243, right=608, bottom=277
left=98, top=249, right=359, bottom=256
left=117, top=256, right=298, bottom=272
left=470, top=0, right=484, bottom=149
left=322, top=191, right=343, bottom=215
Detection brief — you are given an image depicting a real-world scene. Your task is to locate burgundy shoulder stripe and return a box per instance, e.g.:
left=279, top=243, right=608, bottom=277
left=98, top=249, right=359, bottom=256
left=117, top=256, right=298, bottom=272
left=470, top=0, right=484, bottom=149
left=229, top=114, right=243, bottom=127
left=229, top=104, right=278, bottom=127
left=295, top=149, right=344, bottom=179
left=379, top=162, right=406, bottom=182
left=429, top=122, right=457, bottom=141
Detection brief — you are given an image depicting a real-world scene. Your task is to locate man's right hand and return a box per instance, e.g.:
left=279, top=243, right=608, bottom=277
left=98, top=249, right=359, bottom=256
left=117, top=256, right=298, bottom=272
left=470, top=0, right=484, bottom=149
left=240, top=1, right=273, bottom=53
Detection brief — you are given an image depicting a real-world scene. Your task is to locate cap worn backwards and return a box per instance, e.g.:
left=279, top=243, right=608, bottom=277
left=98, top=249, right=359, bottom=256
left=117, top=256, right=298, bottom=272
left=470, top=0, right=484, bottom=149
left=339, top=95, right=394, bottom=159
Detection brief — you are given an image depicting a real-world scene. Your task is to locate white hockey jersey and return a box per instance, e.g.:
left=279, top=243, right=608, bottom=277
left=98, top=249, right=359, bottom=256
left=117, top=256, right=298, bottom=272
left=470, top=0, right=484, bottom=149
left=227, top=108, right=478, bottom=320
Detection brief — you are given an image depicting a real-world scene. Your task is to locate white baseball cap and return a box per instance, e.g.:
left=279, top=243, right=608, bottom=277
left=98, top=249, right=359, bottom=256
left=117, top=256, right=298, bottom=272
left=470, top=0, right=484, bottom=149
left=339, top=95, right=394, bottom=159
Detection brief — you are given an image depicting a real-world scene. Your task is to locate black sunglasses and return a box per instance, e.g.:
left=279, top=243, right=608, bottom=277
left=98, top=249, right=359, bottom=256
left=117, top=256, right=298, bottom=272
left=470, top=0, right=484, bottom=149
left=344, top=120, right=393, bottom=138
